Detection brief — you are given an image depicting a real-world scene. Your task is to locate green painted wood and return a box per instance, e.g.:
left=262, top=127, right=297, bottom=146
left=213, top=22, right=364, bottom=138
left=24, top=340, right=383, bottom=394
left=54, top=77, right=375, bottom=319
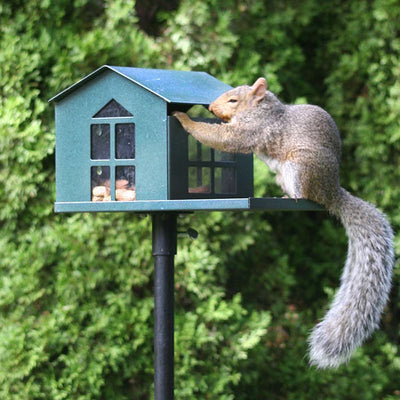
left=249, top=197, right=324, bottom=211
left=55, top=70, right=168, bottom=204
left=54, top=197, right=324, bottom=213
left=53, top=67, right=254, bottom=209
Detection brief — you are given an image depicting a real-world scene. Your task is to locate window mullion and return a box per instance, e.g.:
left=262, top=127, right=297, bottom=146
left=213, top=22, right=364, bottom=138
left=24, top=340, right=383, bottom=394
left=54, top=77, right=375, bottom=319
left=110, top=122, right=116, bottom=201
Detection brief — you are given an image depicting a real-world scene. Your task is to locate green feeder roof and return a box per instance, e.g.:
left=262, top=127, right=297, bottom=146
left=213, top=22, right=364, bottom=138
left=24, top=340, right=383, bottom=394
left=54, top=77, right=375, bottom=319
left=49, top=65, right=232, bottom=105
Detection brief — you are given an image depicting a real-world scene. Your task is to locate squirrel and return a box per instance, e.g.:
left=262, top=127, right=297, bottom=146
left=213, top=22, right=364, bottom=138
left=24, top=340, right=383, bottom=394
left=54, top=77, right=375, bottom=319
left=173, top=77, right=395, bottom=369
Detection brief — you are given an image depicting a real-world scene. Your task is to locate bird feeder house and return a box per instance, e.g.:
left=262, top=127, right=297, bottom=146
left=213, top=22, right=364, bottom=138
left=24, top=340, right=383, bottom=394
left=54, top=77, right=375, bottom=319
left=50, top=65, right=256, bottom=213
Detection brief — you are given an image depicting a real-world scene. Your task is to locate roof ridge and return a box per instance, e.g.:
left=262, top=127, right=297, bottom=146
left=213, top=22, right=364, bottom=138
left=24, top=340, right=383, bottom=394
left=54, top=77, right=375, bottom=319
left=49, top=65, right=232, bottom=104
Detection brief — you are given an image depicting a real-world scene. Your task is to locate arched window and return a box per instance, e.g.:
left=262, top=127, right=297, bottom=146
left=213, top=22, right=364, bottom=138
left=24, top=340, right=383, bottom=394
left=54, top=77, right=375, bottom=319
left=90, top=99, right=136, bottom=202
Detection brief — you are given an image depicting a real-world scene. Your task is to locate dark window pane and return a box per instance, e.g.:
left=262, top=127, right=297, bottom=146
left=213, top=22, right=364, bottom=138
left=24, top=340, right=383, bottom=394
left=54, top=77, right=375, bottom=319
left=201, top=144, right=211, bottom=161
left=214, top=151, right=236, bottom=162
left=116, top=166, right=136, bottom=201
left=188, top=167, right=211, bottom=194
left=116, top=124, right=135, bottom=159
left=91, top=124, right=110, bottom=159
left=215, top=167, right=236, bottom=194
left=93, top=99, right=133, bottom=118
left=188, top=135, right=211, bottom=161
left=91, top=166, right=110, bottom=201
left=188, top=135, right=199, bottom=161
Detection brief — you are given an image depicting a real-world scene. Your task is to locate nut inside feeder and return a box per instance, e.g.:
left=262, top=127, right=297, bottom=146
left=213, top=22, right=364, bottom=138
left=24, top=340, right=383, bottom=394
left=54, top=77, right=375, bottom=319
left=91, top=167, right=136, bottom=202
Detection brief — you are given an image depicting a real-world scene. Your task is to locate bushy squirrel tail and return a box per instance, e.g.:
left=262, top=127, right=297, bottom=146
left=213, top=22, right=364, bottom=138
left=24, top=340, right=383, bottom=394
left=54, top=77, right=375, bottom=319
left=309, top=188, right=395, bottom=368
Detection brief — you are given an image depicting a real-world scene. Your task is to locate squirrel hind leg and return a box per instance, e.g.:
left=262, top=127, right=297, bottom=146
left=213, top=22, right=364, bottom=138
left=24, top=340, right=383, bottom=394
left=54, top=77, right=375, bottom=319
left=279, top=161, right=303, bottom=199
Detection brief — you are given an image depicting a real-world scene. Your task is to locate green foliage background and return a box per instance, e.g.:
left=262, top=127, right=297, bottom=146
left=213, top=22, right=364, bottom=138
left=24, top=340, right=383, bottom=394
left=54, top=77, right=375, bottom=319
left=1, top=0, right=400, bottom=398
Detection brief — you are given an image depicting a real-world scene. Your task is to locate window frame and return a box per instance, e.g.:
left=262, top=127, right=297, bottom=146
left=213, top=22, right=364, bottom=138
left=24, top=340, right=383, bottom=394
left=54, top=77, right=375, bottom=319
left=187, top=138, right=238, bottom=196
left=90, top=116, right=136, bottom=201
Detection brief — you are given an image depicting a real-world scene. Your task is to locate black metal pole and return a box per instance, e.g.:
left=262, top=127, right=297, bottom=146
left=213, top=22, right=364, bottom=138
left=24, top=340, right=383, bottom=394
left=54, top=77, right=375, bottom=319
left=152, top=213, right=177, bottom=400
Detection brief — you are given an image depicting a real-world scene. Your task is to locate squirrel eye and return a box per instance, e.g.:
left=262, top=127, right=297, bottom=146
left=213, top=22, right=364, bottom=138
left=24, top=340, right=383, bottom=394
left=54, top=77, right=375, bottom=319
left=228, top=98, right=238, bottom=103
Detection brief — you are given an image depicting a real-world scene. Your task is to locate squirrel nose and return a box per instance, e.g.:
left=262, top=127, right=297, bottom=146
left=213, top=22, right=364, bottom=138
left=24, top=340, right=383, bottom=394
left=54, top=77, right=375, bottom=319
left=209, top=103, right=214, bottom=113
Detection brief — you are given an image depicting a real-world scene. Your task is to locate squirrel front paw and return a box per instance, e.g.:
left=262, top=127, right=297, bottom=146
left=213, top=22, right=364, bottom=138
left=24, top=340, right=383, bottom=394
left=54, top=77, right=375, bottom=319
left=172, top=111, right=192, bottom=130
left=172, top=111, right=191, bottom=126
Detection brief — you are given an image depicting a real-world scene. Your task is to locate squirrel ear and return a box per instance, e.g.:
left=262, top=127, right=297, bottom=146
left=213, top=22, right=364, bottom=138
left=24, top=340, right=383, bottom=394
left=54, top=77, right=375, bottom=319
left=251, top=77, right=267, bottom=103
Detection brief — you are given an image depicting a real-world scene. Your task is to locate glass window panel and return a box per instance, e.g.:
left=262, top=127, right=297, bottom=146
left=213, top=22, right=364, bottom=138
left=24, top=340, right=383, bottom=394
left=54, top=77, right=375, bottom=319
left=188, top=135, right=211, bottom=161
left=214, top=150, right=235, bottom=162
left=116, top=123, right=135, bottom=159
left=188, top=135, right=199, bottom=161
left=91, top=166, right=110, bottom=201
left=214, top=167, right=236, bottom=194
left=188, top=167, right=211, bottom=194
left=93, top=99, right=133, bottom=118
left=91, top=124, right=110, bottom=160
left=201, top=144, right=211, bottom=161
left=116, top=166, right=136, bottom=201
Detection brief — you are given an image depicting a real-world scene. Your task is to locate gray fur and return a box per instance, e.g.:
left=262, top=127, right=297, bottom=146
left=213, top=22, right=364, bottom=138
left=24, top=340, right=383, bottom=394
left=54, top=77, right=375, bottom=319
left=173, top=82, right=395, bottom=368
left=309, top=188, right=394, bottom=368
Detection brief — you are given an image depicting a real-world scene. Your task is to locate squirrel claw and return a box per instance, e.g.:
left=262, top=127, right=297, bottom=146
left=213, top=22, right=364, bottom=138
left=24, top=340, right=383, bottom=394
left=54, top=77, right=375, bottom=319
left=172, top=111, right=186, bottom=119
left=282, top=194, right=298, bottom=202
left=172, top=111, right=192, bottom=130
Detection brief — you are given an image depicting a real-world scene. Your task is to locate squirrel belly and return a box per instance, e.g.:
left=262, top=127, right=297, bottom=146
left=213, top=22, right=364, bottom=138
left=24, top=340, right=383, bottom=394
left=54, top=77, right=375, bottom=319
left=173, top=76, right=395, bottom=368
left=256, top=153, right=303, bottom=199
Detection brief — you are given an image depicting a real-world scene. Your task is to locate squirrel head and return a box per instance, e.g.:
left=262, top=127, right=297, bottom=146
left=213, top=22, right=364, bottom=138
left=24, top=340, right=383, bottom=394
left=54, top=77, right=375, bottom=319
left=209, top=77, right=267, bottom=122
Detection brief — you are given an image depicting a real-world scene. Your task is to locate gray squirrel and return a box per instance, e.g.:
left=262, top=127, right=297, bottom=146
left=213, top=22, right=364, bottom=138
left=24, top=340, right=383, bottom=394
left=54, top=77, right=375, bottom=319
left=173, top=77, right=395, bottom=368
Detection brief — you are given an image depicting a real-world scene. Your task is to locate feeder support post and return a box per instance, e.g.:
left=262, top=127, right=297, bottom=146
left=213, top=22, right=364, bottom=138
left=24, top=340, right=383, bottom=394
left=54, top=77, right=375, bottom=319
left=152, top=213, right=177, bottom=400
